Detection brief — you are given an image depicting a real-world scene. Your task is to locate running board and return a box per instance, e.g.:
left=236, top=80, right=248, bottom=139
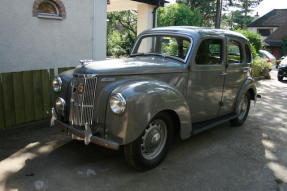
left=192, top=113, right=237, bottom=135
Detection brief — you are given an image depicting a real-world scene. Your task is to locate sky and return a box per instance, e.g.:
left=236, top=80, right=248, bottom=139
left=167, top=0, right=287, bottom=16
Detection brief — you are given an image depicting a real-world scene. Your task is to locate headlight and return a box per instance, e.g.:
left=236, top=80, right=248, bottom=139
left=52, top=77, right=62, bottom=92
left=109, top=93, right=126, bottom=114
left=55, top=97, right=66, bottom=115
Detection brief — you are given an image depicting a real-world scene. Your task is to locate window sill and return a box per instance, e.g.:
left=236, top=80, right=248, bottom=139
left=37, top=14, right=63, bottom=20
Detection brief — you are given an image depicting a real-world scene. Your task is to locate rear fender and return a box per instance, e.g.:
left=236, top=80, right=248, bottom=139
left=234, top=77, right=257, bottom=113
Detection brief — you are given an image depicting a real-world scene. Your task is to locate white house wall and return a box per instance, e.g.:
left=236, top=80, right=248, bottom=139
left=0, top=0, right=99, bottom=73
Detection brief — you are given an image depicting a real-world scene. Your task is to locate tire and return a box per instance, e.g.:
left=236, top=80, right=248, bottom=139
left=230, top=92, right=251, bottom=127
left=278, top=76, right=283, bottom=81
left=124, top=112, right=174, bottom=170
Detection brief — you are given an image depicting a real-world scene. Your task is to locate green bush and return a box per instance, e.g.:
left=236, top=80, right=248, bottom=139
left=251, top=57, right=272, bottom=79
left=236, top=30, right=262, bottom=53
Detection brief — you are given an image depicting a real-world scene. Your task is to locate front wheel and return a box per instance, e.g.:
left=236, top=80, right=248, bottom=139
left=278, top=76, right=283, bottom=81
left=230, top=93, right=251, bottom=127
left=124, top=113, right=173, bottom=170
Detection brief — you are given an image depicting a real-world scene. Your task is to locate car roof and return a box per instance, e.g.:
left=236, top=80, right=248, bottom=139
left=142, top=26, right=248, bottom=41
left=259, top=50, right=276, bottom=59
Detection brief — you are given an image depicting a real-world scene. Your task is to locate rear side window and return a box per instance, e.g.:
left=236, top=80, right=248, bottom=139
left=195, top=39, right=223, bottom=65
left=245, top=44, right=252, bottom=63
left=227, top=40, right=242, bottom=64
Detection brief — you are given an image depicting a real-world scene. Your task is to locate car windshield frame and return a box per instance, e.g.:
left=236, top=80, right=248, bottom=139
left=130, top=33, right=193, bottom=63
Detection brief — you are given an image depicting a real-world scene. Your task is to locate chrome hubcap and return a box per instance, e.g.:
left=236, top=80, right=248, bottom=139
left=238, top=95, right=248, bottom=120
left=141, top=119, right=167, bottom=160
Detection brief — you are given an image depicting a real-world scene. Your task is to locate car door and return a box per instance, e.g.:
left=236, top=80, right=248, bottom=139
left=220, top=37, right=250, bottom=115
left=189, top=37, right=226, bottom=123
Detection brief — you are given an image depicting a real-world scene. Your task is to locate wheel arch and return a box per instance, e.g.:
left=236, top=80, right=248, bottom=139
left=105, top=80, right=192, bottom=145
left=234, top=77, right=257, bottom=112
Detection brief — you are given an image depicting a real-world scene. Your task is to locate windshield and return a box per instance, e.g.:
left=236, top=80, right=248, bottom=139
left=132, top=35, right=192, bottom=62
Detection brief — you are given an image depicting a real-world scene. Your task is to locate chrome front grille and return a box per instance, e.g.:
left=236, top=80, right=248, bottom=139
left=69, top=74, right=97, bottom=126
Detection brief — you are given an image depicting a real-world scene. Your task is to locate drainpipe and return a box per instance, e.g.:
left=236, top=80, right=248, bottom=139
left=152, top=6, right=159, bottom=28
left=92, top=0, right=96, bottom=60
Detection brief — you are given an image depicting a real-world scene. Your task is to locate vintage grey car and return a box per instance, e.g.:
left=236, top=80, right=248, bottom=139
left=51, top=26, right=257, bottom=170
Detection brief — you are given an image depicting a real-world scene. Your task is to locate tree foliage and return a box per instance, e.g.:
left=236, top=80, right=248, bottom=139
left=228, top=0, right=263, bottom=28
left=157, top=4, right=202, bottom=27
left=222, top=10, right=254, bottom=30
left=107, top=10, right=137, bottom=57
left=177, top=0, right=218, bottom=26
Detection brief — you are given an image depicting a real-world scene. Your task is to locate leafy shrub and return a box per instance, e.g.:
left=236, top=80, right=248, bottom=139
left=236, top=30, right=262, bottom=53
left=251, top=57, right=272, bottom=79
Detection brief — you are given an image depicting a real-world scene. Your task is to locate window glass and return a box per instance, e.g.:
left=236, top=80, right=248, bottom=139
left=134, top=35, right=192, bottom=61
left=245, top=44, right=252, bottom=63
left=195, top=39, right=223, bottom=65
left=227, top=40, right=242, bottom=64
left=257, top=29, right=271, bottom=36
left=37, top=1, right=60, bottom=17
left=38, top=2, right=57, bottom=15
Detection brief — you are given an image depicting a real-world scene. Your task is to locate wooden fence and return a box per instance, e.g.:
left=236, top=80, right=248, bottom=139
left=0, top=67, right=73, bottom=129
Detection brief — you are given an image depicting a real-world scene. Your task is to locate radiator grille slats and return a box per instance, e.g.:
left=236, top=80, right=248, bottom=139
left=69, top=75, right=97, bottom=126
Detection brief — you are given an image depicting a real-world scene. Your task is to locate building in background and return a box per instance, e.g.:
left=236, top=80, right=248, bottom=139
left=248, top=9, right=287, bottom=58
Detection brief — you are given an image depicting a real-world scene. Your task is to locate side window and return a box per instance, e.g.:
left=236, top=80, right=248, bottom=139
left=245, top=44, right=252, bottom=63
left=160, top=37, right=191, bottom=59
left=227, top=40, right=242, bottom=64
left=195, top=39, right=223, bottom=65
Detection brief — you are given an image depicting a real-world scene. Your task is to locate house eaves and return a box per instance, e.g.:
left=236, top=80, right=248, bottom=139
left=248, top=9, right=287, bottom=27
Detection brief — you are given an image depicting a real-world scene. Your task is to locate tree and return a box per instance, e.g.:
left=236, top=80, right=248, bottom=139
left=177, top=0, right=218, bottom=26
left=222, top=10, right=254, bottom=30
left=228, top=0, right=263, bottom=28
left=215, top=0, right=223, bottom=28
left=157, top=4, right=202, bottom=27
left=107, top=10, right=137, bottom=57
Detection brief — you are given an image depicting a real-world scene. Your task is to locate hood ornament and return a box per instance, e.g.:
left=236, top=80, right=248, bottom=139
left=79, top=59, right=93, bottom=66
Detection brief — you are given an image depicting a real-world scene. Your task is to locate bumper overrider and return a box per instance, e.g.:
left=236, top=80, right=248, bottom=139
left=52, top=118, right=119, bottom=150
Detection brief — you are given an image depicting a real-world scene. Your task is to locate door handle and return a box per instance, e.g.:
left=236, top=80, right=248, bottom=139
left=219, top=72, right=228, bottom=76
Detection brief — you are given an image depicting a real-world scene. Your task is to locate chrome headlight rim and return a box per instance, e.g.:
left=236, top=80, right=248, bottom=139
left=52, top=76, right=63, bottom=92
left=55, top=97, right=66, bottom=115
left=109, top=93, right=127, bottom=114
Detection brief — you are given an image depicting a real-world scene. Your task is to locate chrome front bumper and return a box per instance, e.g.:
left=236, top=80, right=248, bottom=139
left=54, top=120, right=119, bottom=150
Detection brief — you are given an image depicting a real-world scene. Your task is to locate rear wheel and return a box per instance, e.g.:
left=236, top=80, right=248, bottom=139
left=230, top=93, right=251, bottom=127
left=278, top=76, right=283, bottom=81
left=124, top=113, right=173, bottom=170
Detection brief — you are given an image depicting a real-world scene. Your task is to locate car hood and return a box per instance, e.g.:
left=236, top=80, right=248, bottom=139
left=73, top=56, right=186, bottom=76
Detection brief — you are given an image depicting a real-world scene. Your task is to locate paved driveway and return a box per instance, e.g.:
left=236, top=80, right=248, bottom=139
left=1, top=70, right=287, bottom=191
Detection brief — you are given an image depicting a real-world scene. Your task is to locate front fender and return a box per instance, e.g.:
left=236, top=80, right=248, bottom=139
left=105, top=80, right=192, bottom=145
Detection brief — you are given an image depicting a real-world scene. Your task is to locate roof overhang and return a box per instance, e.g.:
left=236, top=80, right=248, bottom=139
left=132, top=0, right=167, bottom=6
